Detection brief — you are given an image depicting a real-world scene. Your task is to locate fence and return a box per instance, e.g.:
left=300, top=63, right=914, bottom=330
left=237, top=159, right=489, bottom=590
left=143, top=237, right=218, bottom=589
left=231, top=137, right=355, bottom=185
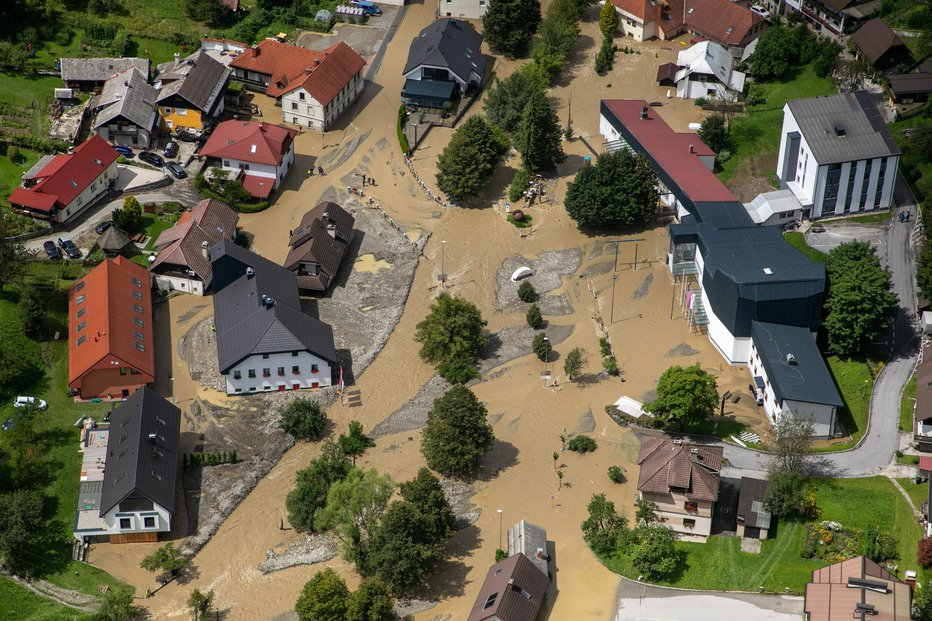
left=402, top=155, right=449, bottom=209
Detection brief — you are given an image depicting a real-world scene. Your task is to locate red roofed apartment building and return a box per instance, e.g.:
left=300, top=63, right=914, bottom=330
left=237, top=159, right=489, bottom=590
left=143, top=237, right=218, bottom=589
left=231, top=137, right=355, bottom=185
left=279, top=42, right=366, bottom=131
left=199, top=120, right=297, bottom=199
left=8, top=134, right=119, bottom=224
left=68, top=257, right=155, bottom=401
left=607, top=0, right=766, bottom=48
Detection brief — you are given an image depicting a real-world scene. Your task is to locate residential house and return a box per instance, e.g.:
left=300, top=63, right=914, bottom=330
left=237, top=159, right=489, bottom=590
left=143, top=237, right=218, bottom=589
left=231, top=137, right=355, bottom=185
left=7, top=134, right=119, bottom=224
left=151, top=199, right=239, bottom=296
left=155, top=50, right=231, bottom=132
left=67, top=257, right=155, bottom=400
left=748, top=321, right=843, bottom=437
left=467, top=553, right=549, bottom=621
left=199, top=120, right=297, bottom=199
left=636, top=437, right=723, bottom=539
left=438, top=0, right=489, bottom=20
left=401, top=19, right=490, bottom=109
left=735, top=477, right=772, bottom=539
left=279, top=42, right=366, bottom=131
left=60, top=57, right=150, bottom=91
left=506, top=520, right=549, bottom=578
left=210, top=241, right=337, bottom=395
left=804, top=556, right=912, bottom=621
left=784, top=0, right=882, bottom=36
left=92, top=68, right=158, bottom=148
left=887, top=60, right=932, bottom=115
left=656, top=40, right=746, bottom=100
left=914, top=342, right=932, bottom=452
left=776, top=91, right=900, bottom=219
left=229, top=39, right=329, bottom=99
left=73, top=387, right=180, bottom=544
left=606, top=0, right=767, bottom=49
left=850, top=19, right=912, bottom=72
left=284, top=201, right=355, bottom=292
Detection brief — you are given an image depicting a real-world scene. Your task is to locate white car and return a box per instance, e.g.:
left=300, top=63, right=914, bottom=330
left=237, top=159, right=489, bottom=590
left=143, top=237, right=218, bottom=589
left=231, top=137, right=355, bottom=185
left=750, top=5, right=772, bottom=19
left=14, top=396, right=47, bottom=410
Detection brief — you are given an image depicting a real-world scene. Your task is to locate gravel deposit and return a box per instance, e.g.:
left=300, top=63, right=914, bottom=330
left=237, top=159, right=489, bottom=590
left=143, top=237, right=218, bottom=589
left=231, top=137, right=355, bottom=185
left=478, top=324, right=575, bottom=375
left=573, top=409, right=596, bottom=434
left=495, top=249, right=583, bottom=311
left=631, top=273, right=654, bottom=300
left=371, top=374, right=451, bottom=439
left=664, top=342, right=700, bottom=358
left=258, top=534, right=338, bottom=574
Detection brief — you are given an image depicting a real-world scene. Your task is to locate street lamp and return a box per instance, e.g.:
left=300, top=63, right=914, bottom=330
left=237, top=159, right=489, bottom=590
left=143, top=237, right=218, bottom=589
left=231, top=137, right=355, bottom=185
left=439, top=240, right=446, bottom=286
left=411, top=122, right=418, bottom=151
left=497, top=509, right=504, bottom=552
left=543, top=336, right=551, bottom=386
left=610, top=274, right=618, bottom=323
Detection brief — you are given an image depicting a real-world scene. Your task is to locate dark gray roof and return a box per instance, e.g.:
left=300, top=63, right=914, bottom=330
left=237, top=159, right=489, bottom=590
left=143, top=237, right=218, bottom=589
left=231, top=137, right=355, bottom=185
left=99, top=387, right=181, bottom=516
left=751, top=321, right=844, bottom=407
left=737, top=477, right=772, bottom=530
left=467, top=553, right=548, bottom=621
left=156, top=50, right=231, bottom=114
left=786, top=91, right=900, bottom=165
left=403, top=19, right=488, bottom=84
left=285, top=202, right=355, bottom=291
left=402, top=78, right=457, bottom=99
left=60, top=57, right=150, bottom=82
left=691, top=201, right=753, bottom=228
left=210, top=241, right=336, bottom=372
left=94, top=68, right=157, bottom=130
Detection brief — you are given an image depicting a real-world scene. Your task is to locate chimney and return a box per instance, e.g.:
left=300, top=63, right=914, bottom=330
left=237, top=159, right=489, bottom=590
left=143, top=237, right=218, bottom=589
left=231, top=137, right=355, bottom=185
left=201, top=240, right=209, bottom=260
left=315, top=58, right=320, bottom=66
left=640, top=106, right=649, bottom=120
left=326, top=223, right=336, bottom=238
left=253, top=45, right=260, bottom=57
left=246, top=266, right=255, bottom=278
left=689, top=144, right=694, bottom=154
left=174, top=52, right=180, bottom=63
left=786, top=353, right=797, bottom=365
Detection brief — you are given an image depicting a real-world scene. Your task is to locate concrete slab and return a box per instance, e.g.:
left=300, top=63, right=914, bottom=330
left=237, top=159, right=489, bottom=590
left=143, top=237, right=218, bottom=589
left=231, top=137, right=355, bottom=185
left=616, top=593, right=801, bottom=621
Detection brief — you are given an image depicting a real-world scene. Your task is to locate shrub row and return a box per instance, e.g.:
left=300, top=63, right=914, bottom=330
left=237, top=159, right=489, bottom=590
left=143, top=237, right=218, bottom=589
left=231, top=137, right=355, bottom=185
left=183, top=450, right=237, bottom=468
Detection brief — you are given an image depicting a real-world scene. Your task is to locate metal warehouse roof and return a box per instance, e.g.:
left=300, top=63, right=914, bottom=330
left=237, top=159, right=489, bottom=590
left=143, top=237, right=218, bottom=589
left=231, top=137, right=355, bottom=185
left=751, top=321, right=843, bottom=407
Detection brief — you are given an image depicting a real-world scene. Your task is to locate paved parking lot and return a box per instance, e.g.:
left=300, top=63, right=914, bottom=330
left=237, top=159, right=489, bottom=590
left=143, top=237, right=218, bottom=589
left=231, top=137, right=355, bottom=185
left=616, top=592, right=802, bottom=621
left=805, top=222, right=887, bottom=255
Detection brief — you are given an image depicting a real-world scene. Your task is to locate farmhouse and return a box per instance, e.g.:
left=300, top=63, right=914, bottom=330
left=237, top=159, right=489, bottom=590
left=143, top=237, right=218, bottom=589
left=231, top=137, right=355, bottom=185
left=92, top=68, right=158, bottom=148
left=67, top=257, right=155, bottom=401
left=606, top=0, right=766, bottom=48
left=199, top=120, right=297, bottom=199
left=210, top=241, right=337, bottom=395
left=279, top=42, right=366, bottom=131
left=284, top=201, right=355, bottom=293
left=850, top=19, right=912, bottom=72
left=73, top=387, right=180, bottom=544
left=60, top=57, right=150, bottom=91
left=155, top=50, right=231, bottom=132
left=785, top=0, right=883, bottom=36
left=656, top=40, right=746, bottom=100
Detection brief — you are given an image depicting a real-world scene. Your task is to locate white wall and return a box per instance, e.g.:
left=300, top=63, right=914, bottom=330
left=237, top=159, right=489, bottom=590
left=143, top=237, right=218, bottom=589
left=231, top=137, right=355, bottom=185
left=224, top=350, right=332, bottom=395
left=677, top=79, right=731, bottom=100
left=153, top=273, right=206, bottom=296
left=97, top=123, right=152, bottom=148
left=58, top=161, right=120, bottom=224
left=781, top=400, right=836, bottom=438
left=282, top=70, right=363, bottom=131
left=218, top=158, right=277, bottom=179
left=103, top=502, right=172, bottom=535
left=438, top=0, right=487, bottom=19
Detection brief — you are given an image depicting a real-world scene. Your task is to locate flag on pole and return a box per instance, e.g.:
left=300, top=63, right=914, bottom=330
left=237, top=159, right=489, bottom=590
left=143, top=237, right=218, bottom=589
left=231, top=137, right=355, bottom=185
left=337, top=366, right=344, bottom=396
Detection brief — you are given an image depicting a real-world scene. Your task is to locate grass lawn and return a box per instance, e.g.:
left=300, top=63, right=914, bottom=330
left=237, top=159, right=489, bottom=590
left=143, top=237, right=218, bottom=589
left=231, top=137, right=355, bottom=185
left=826, top=209, right=895, bottom=225
left=901, top=373, right=917, bottom=433
left=0, top=73, right=63, bottom=109
left=897, top=477, right=927, bottom=512
left=897, top=454, right=921, bottom=466
left=784, top=232, right=828, bottom=263
left=819, top=356, right=874, bottom=452
left=602, top=477, right=923, bottom=593
left=718, top=64, right=835, bottom=185
left=0, top=576, right=90, bottom=621
left=0, top=149, right=42, bottom=208
left=142, top=212, right=180, bottom=251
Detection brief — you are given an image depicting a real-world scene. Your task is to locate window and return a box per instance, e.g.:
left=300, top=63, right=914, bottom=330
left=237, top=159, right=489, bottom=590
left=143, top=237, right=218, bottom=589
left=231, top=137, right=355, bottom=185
left=134, top=342, right=145, bottom=352
left=132, top=276, right=142, bottom=287
left=143, top=516, right=156, bottom=529
left=119, top=517, right=132, bottom=530
left=133, top=303, right=143, bottom=313
left=164, top=107, right=173, bottom=114
left=311, top=364, right=319, bottom=374
left=134, top=317, right=144, bottom=327
left=292, top=365, right=300, bottom=374
left=277, top=366, right=285, bottom=376
left=131, top=368, right=140, bottom=375
left=75, top=281, right=85, bottom=292
left=233, top=370, right=242, bottom=380
left=76, top=335, right=86, bottom=346
left=263, top=368, right=271, bottom=377
left=134, top=331, right=144, bottom=341
left=76, top=294, right=86, bottom=304
left=77, top=321, right=86, bottom=332
left=120, top=367, right=127, bottom=376
left=248, top=369, right=256, bottom=378
left=132, top=290, right=143, bottom=301
left=291, top=102, right=298, bottom=110
left=262, top=354, right=270, bottom=359
left=483, top=593, right=498, bottom=609
left=77, top=307, right=86, bottom=319
left=223, top=160, right=230, bottom=167
left=299, top=92, right=305, bottom=101
left=684, top=518, right=696, bottom=528
left=291, top=351, right=299, bottom=357
left=166, top=120, right=173, bottom=128
left=177, top=108, right=187, bottom=116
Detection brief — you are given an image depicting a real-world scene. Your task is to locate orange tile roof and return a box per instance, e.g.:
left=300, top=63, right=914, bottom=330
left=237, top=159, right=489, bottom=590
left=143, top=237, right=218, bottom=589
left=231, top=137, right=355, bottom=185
left=68, top=257, right=155, bottom=388
left=609, top=0, right=660, bottom=22
left=230, top=39, right=326, bottom=98
left=677, top=0, right=765, bottom=46
left=280, top=42, right=366, bottom=106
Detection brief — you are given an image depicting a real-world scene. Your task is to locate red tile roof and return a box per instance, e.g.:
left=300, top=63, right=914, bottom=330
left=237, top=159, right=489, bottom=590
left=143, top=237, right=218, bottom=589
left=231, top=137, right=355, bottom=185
left=230, top=40, right=326, bottom=98
left=241, top=174, right=275, bottom=199
left=68, top=257, right=155, bottom=390
left=610, top=0, right=763, bottom=46
left=199, top=120, right=297, bottom=167
left=609, top=0, right=660, bottom=21
left=279, top=42, right=366, bottom=106
left=602, top=100, right=735, bottom=203
left=636, top=437, right=723, bottom=501
left=7, top=135, right=118, bottom=212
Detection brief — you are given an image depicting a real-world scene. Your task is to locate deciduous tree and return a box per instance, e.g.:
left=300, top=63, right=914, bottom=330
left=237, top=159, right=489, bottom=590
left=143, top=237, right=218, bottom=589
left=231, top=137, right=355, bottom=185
left=581, top=493, right=628, bottom=556
left=280, top=398, right=328, bottom=441
left=421, top=386, right=494, bottom=477
left=0, top=489, right=44, bottom=574
left=532, top=332, right=552, bottom=362
left=295, top=568, right=350, bottom=621
left=698, top=114, right=729, bottom=153
left=94, top=585, right=139, bottom=621
left=526, top=304, right=544, bottom=329
left=482, top=0, right=542, bottom=58
left=484, top=65, right=548, bottom=136
left=140, top=543, right=189, bottom=577
left=414, top=293, right=488, bottom=383
left=315, top=468, right=394, bottom=562
left=643, top=364, right=718, bottom=429
left=286, top=442, right=351, bottom=532
left=563, top=347, right=584, bottom=380
left=630, top=525, right=678, bottom=580
left=338, top=420, right=375, bottom=466
left=398, top=468, right=456, bottom=544
left=564, top=149, right=659, bottom=228
left=435, top=116, right=509, bottom=202
left=186, top=589, right=215, bottom=621
left=346, top=579, right=398, bottom=621
left=0, top=219, right=30, bottom=292
left=515, top=90, right=565, bottom=173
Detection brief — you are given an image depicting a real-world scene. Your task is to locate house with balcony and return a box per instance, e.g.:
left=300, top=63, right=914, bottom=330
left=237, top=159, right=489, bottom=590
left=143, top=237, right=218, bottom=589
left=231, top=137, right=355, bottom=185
left=278, top=42, right=366, bottom=131
left=776, top=91, right=900, bottom=219
left=850, top=19, right=912, bottom=72
left=656, top=40, right=746, bottom=100
left=636, top=437, right=723, bottom=540
left=92, top=67, right=158, bottom=148
left=7, top=134, right=119, bottom=224
left=60, top=57, right=150, bottom=91
left=150, top=199, right=239, bottom=296
left=606, top=0, right=767, bottom=49
left=199, top=120, right=297, bottom=200
left=210, top=241, right=337, bottom=395
left=155, top=50, right=231, bottom=133
left=284, top=201, right=355, bottom=293
left=73, top=386, right=180, bottom=544
left=229, top=39, right=328, bottom=99
left=68, top=257, right=155, bottom=401
left=785, top=0, right=881, bottom=36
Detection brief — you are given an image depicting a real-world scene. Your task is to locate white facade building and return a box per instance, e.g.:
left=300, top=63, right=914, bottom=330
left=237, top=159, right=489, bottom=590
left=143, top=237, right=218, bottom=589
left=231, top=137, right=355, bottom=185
left=281, top=66, right=364, bottom=131
left=438, top=0, right=488, bottom=19
left=777, top=91, right=900, bottom=219
left=224, top=350, right=332, bottom=394
left=669, top=41, right=746, bottom=100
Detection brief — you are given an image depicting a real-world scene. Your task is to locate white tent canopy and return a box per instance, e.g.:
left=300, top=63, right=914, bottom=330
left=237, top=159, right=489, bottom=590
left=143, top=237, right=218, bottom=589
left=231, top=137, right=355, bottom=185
left=614, top=396, right=651, bottom=419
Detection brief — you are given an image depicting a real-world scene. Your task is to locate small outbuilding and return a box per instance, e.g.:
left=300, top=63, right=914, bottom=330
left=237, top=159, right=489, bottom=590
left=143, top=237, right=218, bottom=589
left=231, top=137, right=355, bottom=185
left=736, top=477, right=772, bottom=539
left=97, top=226, right=133, bottom=258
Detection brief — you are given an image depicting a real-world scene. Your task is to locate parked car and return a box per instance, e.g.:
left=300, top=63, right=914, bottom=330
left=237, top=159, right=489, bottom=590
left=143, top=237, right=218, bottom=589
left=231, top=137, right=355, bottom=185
left=58, top=237, right=82, bottom=259
left=95, top=220, right=113, bottom=234
left=43, top=240, right=61, bottom=260
left=166, top=161, right=187, bottom=179
left=350, top=0, right=382, bottom=15
left=750, top=5, right=771, bottom=19
left=114, top=145, right=134, bottom=158
left=14, top=396, right=47, bottom=410
left=138, top=151, right=164, bottom=167
left=163, top=141, right=178, bottom=158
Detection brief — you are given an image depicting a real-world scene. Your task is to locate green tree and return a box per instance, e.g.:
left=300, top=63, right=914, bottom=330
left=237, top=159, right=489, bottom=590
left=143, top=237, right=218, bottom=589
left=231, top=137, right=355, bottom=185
left=599, top=1, right=618, bottom=38
left=19, top=286, right=47, bottom=340
left=296, top=568, right=350, bottom=621
left=563, top=347, right=584, bottom=380
left=643, top=364, right=718, bottom=430
left=634, top=497, right=659, bottom=524
left=286, top=442, right=352, bottom=532
left=0, top=218, right=29, bottom=292
left=339, top=420, right=375, bottom=466
left=564, top=149, right=659, bottom=228
left=482, top=0, right=542, bottom=58
left=140, top=543, right=189, bottom=577
left=767, top=417, right=815, bottom=478
left=7, top=406, right=43, bottom=487
left=526, top=304, right=544, bottom=329
left=517, top=280, right=537, bottom=302
left=484, top=65, right=548, bottom=136
left=186, top=589, right=215, bottom=621
left=435, top=116, right=509, bottom=201
left=581, top=493, right=629, bottom=556
left=515, top=90, right=565, bottom=173
left=398, top=468, right=457, bottom=544
left=94, top=585, right=139, bottom=621
left=918, top=245, right=932, bottom=300
left=532, top=332, right=552, bottom=362
left=630, top=525, right=678, bottom=580
left=594, top=37, right=617, bottom=74
left=113, top=196, right=143, bottom=234
left=531, top=14, right=578, bottom=81
left=567, top=435, right=597, bottom=452
left=763, top=472, right=810, bottom=518
left=346, top=579, right=398, bottom=621
left=182, top=0, right=229, bottom=25
left=280, top=398, right=328, bottom=441
left=749, top=26, right=796, bottom=80
left=0, top=490, right=44, bottom=574
left=698, top=114, right=729, bottom=153
left=315, top=468, right=394, bottom=562
left=915, top=579, right=932, bottom=621
left=422, top=386, right=494, bottom=477
left=414, top=292, right=488, bottom=384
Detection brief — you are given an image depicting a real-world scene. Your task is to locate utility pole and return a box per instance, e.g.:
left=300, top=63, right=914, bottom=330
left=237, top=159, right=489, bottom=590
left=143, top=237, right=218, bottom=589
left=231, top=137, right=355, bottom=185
left=497, top=509, right=504, bottom=551
left=610, top=274, right=618, bottom=323
left=439, top=240, right=446, bottom=286
left=543, top=336, right=551, bottom=386
left=607, top=239, right=645, bottom=272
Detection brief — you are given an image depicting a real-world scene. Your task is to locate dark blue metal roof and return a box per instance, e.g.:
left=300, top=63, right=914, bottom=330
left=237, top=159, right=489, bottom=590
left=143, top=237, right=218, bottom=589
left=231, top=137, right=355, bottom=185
left=401, top=78, right=456, bottom=100
left=751, top=321, right=843, bottom=407
left=691, top=201, right=753, bottom=228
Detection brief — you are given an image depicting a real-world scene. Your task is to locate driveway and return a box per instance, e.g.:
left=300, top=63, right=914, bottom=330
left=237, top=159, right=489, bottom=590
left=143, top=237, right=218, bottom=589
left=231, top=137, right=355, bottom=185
left=615, top=579, right=803, bottom=621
